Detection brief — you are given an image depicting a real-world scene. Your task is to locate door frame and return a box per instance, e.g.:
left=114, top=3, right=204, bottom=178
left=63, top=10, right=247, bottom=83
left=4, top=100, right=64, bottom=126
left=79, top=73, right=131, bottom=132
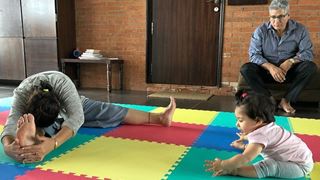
left=146, top=0, right=225, bottom=87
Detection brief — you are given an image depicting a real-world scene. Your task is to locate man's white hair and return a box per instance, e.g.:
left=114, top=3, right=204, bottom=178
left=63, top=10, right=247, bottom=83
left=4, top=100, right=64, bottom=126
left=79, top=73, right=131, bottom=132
left=269, top=0, right=290, bottom=14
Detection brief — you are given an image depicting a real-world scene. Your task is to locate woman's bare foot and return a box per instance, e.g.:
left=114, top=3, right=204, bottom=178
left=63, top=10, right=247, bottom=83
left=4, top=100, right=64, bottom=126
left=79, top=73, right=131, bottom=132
left=16, top=114, right=37, bottom=147
left=159, top=96, right=176, bottom=127
left=278, top=98, right=296, bottom=114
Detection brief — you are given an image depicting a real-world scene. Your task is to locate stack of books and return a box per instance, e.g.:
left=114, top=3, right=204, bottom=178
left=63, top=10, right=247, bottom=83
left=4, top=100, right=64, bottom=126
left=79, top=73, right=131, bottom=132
left=79, top=49, right=104, bottom=60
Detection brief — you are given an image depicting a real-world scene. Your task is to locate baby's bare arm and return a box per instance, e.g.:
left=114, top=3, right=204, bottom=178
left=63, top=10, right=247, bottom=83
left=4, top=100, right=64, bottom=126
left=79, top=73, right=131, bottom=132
left=221, top=143, right=264, bottom=171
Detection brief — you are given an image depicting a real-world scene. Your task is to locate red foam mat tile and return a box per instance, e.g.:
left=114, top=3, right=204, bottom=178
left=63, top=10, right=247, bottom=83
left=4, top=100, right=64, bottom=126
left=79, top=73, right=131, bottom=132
left=296, top=134, right=320, bottom=162
left=105, top=122, right=206, bottom=146
left=15, top=168, right=106, bottom=180
left=0, top=110, right=9, bottom=125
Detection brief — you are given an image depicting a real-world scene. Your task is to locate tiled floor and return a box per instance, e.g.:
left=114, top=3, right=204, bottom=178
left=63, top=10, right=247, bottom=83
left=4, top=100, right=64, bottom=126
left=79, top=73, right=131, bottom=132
left=1, top=85, right=319, bottom=119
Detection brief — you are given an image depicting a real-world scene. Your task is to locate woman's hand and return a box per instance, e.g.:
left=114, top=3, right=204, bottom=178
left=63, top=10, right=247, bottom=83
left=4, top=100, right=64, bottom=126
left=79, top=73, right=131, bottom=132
left=19, top=126, right=73, bottom=163
left=3, top=140, right=25, bottom=162
left=20, top=135, right=55, bottom=163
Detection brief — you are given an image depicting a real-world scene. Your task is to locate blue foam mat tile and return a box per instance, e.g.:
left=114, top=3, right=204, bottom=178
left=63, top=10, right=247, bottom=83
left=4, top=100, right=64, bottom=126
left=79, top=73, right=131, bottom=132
left=0, top=163, right=34, bottom=179
left=0, top=97, right=13, bottom=108
left=193, top=126, right=241, bottom=152
left=0, top=106, right=10, bottom=112
left=274, top=115, right=291, bottom=132
left=210, top=112, right=291, bottom=132
left=210, top=112, right=237, bottom=128
left=77, top=126, right=117, bottom=136
left=112, top=103, right=157, bottom=112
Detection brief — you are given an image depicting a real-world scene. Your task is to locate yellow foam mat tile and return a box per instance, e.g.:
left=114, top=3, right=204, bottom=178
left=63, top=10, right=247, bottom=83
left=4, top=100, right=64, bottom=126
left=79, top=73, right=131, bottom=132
left=289, top=117, right=320, bottom=136
left=0, top=125, right=3, bottom=132
left=310, top=162, right=320, bottom=180
left=38, top=136, right=188, bottom=180
left=152, top=108, right=218, bottom=125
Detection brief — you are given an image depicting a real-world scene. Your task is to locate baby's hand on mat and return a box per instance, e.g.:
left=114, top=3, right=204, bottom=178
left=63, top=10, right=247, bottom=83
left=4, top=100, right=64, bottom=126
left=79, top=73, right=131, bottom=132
left=230, top=132, right=247, bottom=150
left=236, top=132, right=247, bottom=141
left=204, top=158, right=229, bottom=176
left=230, top=139, right=246, bottom=150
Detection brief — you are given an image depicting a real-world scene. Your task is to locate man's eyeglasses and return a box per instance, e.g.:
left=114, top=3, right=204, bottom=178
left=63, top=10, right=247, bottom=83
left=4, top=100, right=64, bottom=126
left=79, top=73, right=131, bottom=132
left=269, top=14, right=288, bottom=21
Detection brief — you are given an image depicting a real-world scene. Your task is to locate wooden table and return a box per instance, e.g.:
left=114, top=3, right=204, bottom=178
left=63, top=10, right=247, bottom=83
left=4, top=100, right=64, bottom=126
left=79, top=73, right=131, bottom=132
left=60, top=58, right=124, bottom=92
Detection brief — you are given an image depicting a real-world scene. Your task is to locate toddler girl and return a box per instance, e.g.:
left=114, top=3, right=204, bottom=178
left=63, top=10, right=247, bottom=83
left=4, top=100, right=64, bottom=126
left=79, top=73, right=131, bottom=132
left=204, top=90, right=313, bottom=178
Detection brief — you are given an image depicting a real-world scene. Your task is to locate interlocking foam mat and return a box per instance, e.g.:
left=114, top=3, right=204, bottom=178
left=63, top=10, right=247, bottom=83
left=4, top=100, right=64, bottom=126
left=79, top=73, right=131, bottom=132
left=0, top=97, right=319, bottom=180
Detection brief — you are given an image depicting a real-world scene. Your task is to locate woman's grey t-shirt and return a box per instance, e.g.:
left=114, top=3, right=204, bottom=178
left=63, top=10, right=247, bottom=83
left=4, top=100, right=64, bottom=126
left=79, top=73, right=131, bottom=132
left=1, top=71, right=84, bottom=139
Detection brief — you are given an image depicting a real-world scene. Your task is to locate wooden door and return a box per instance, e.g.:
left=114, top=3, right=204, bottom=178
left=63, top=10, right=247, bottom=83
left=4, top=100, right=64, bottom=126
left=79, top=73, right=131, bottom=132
left=147, top=0, right=224, bottom=86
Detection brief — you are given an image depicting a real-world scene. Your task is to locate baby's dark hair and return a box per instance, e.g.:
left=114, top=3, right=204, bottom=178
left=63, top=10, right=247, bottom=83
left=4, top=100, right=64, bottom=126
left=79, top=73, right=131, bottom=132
left=26, top=81, right=60, bottom=127
left=235, top=90, right=275, bottom=123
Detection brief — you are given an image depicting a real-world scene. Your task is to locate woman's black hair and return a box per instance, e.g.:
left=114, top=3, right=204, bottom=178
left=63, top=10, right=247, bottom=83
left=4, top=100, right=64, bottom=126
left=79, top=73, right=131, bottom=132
left=26, top=81, right=61, bottom=127
left=235, top=89, right=275, bottom=123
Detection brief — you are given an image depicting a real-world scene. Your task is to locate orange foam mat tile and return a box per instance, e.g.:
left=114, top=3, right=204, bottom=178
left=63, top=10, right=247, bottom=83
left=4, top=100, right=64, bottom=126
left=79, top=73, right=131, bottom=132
left=152, top=107, right=218, bottom=125
left=38, top=136, right=188, bottom=180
